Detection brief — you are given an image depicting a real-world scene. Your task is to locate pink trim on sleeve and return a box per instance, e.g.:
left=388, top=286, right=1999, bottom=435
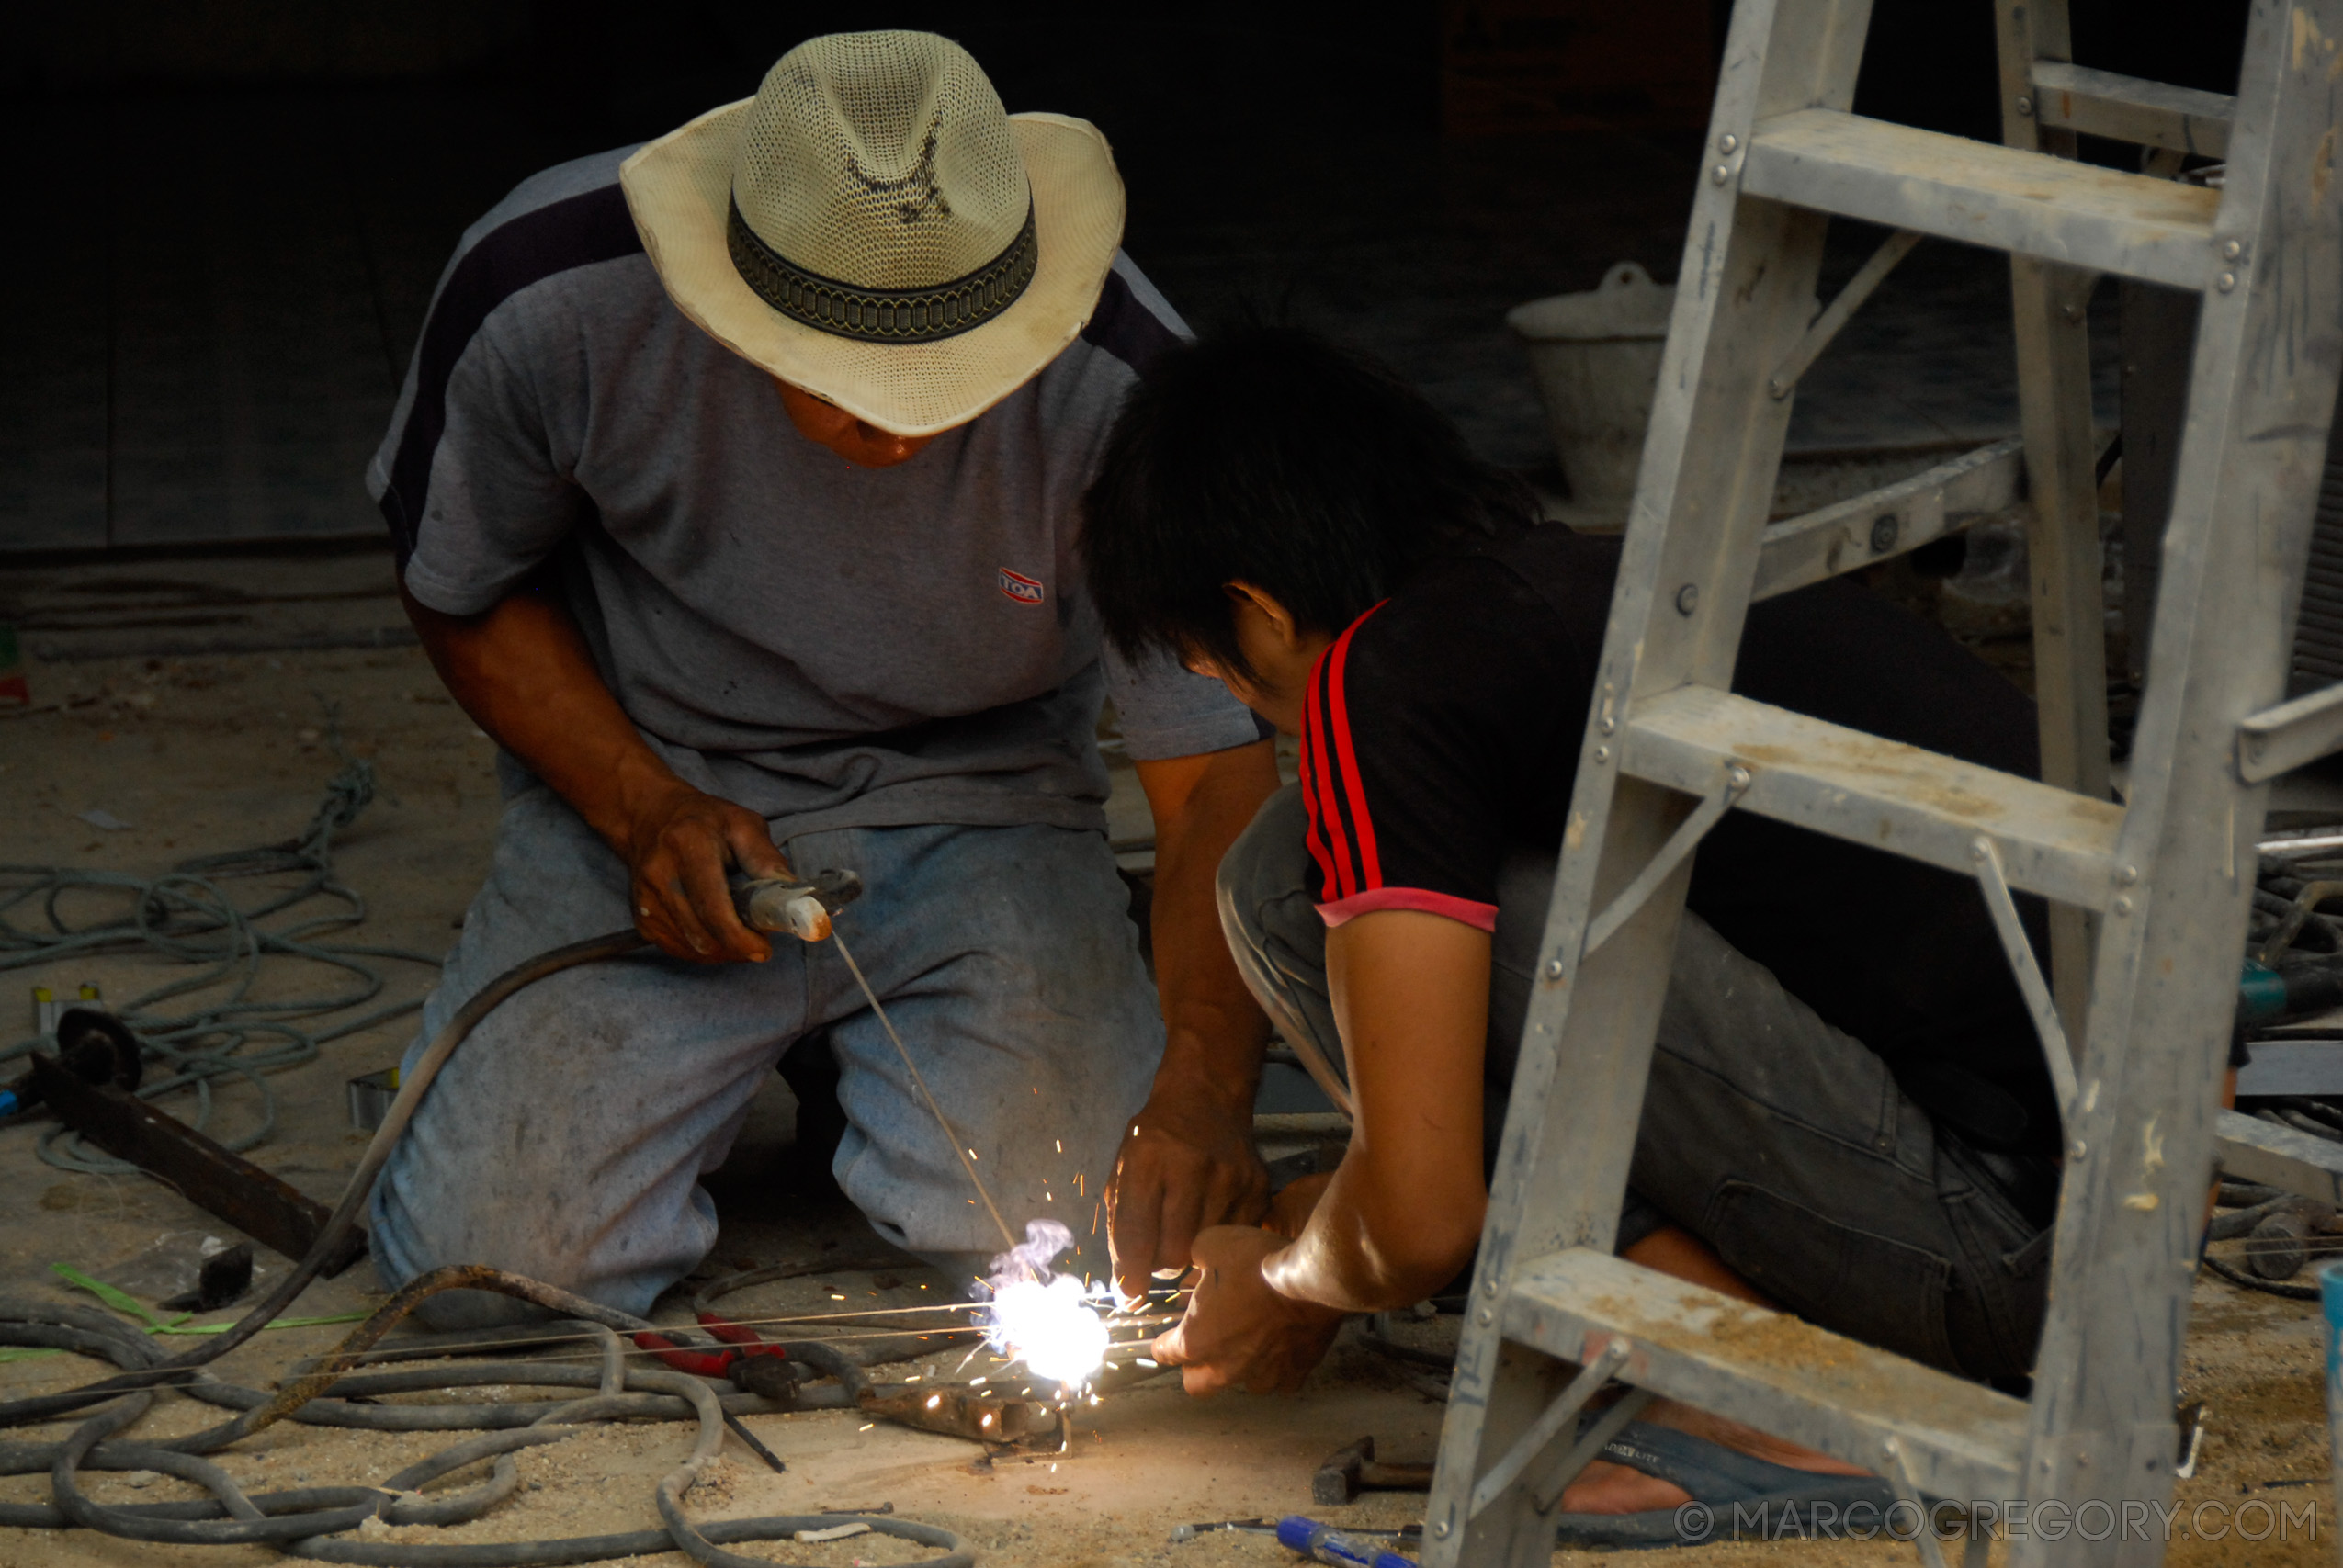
left=1316, top=886, right=1500, bottom=932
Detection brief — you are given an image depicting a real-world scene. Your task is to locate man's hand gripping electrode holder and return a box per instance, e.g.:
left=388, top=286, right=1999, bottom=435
left=730, top=868, right=865, bottom=942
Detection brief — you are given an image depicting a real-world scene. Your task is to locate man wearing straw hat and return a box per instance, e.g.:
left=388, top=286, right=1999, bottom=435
left=366, top=31, right=1280, bottom=1323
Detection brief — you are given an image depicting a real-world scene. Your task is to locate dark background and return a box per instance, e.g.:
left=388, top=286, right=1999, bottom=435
left=0, top=0, right=2253, bottom=553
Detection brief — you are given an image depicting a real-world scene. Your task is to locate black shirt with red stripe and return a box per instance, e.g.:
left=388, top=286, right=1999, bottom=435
left=1299, top=522, right=2062, bottom=1156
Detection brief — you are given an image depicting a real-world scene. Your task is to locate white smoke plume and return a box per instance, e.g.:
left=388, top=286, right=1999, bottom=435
left=980, top=1218, right=1110, bottom=1388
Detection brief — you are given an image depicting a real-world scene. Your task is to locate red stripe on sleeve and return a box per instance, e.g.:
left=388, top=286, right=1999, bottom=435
left=1323, top=607, right=1386, bottom=889
left=1316, top=886, right=1500, bottom=932
left=1299, top=669, right=1341, bottom=897
left=1303, top=649, right=1358, bottom=899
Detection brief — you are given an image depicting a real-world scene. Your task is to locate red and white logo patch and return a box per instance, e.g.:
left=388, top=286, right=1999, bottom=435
left=997, top=568, right=1045, bottom=605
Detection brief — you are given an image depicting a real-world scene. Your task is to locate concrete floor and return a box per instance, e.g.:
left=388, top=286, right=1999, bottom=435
left=0, top=554, right=2334, bottom=1566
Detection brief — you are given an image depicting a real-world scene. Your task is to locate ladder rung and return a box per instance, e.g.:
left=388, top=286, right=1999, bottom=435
left=2029, top=62, right=2234, bottom=159
left=1753, top=436, right=2022, bottom=602
left=1740, top=108, right=2222, bottom=290
left=1622, top=686, right=2123, bottom=909
left=2237, top=682, right=2343, bottom=783
left=1503, top=1249, right=2027, bottom=1501
left=2215, top=1108, right=2343, bottom=1204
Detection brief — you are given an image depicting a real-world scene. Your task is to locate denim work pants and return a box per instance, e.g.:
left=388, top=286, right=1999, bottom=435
left=369, top=784, right=1161, bottom=1327
left=1217, top=785, right=2050, bottom=1382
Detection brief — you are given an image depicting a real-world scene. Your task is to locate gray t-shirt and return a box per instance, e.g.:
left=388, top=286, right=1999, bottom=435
left=368, top=147, right=1259, bottom=840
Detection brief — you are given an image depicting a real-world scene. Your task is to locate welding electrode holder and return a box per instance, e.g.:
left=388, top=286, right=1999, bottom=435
left=730, top=868, right=864, bottom=942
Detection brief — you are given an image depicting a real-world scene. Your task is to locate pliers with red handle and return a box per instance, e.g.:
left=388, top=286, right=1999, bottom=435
left=630, top=1314, right=795, bottom=1474
left=630, top=1312, right=789, bottom=1378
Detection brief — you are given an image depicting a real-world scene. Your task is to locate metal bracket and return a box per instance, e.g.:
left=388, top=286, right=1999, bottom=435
left=1466, top=1340, right=1630, bottom=1520
left=1882, top=1438, right=1956, bottom=1568
left=1968, top=837, right=2077, bottom=1123
left=1529, top=1387, right=1656, bottom=1514
left=1767, top=229, right=1924, bottom=400
left=1583, top=767, right=1750, bottom=957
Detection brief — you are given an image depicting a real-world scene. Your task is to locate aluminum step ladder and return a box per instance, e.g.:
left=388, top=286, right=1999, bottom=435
left=1424, top=3, right=2343, bottom=1564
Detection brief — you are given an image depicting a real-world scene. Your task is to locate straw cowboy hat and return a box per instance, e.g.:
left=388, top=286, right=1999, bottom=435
left=620, top=30, right=1126, bottom=437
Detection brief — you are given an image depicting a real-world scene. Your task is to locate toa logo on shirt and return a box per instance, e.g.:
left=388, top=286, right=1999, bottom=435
left=997, top=568, right=1046, bottom=605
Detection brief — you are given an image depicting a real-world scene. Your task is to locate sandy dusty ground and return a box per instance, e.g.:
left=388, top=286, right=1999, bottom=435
left=0, top=549, right=2335, bottom=1567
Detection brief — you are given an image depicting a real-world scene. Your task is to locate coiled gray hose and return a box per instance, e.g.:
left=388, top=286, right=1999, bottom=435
left=0, top=931, right=971, bottom=1566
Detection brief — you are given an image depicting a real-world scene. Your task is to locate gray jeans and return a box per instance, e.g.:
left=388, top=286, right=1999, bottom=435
left=368, top=783, right=1163, bottom=1327
left=1217, top=785, right=2050, bottom=1382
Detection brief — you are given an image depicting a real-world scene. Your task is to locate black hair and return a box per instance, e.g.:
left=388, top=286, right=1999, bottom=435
left=1081, top=323, right=1534, bottom=682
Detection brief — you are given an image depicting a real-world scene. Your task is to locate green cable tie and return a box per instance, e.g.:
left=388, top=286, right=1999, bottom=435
left=50, top=1263, right=366, bottom=1335
left=50, top=1264, right=174, bottom=1329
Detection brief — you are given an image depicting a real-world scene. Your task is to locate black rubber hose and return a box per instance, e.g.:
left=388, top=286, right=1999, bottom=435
left=2204, top=1252, right=2322, bottom=1301
left=0, top=931, right=649, bottom=1425
left=31, top=1273, right=969, bottom=1564
left=0, top=926, right=976, bottom=1567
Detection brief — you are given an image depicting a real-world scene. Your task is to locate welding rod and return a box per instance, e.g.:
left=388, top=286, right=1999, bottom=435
left=828, top=929, right=1017, bottom=1252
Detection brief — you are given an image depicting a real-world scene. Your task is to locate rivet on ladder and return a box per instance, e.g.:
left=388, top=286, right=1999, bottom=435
left=1477, top=1309, right=1494, bottom=1326
left=2112, top=895, right=2134, bottom=916
left=2217, top=272, right=2237, bottom=292
left=2222, top=239, right=2244, bottom=260
left=1593, top=745, right=1613, bottom=764
left=1675, top=583, right=1699, bottom=615
left=2114, top=863, right=2139, bottom=886
left=1433, top=1521, right=1452, bottom=1539
left=1717, top=133, right=1738, bottom=153
left=2070, top=1140, right=2088, bottom=1159
left=2014, top=95, right=2033, bottom=116
left=1544, top=958, right=1565, bottom=979
left=1711, top=164, right=1731, bottom=185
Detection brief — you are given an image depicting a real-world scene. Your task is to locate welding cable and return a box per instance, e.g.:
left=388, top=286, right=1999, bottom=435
left=14, top=1271, right=972, bottom=1566
left=686, top=1255, right=909, bottom=1314
left=1, top=757, right=445, bottom=1171
left=0, top=921, right=979, bottom=1563
left=2202, top=1252, right=2321, bottom=1301
left=0, top=929, right=650, bottom=1425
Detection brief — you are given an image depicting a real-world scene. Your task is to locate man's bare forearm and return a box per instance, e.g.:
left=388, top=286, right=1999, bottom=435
left=1107, top=743, right=1281, bottom=1293
left=1263, top=1155, right=1475, bottom=1314
left=1137, top=742, right=1281, bottom=1104
left=1261, top=910, right=1493, bottom=1314
left=400, top=572, right=787, bottom=961
left=400, top=574, right=685, bottom=842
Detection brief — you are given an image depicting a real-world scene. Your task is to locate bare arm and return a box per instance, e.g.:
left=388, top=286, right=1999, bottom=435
left=399, top=572, right=787, bottom=963
left=1152, top=908, right=1489, bottom=1393
left=1106, top=740, right=1282, bottom=1297
left=1264, top=909, right=1491, bottom=1309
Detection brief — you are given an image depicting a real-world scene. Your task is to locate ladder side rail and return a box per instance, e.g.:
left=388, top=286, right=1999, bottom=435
left=2010, top=4, right=2343, bottom=1562
left=1423, top=1, right=1872, bottom=1562
left=1997, top=0, right=2112, bottom=1043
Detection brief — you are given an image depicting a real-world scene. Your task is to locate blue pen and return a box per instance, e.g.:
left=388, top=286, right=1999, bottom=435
left=1275, top=1516, right=1416, bottom=1568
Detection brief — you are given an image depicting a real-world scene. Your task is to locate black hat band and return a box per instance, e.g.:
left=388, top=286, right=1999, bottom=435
left=727, top=197, right=1038, bottom=344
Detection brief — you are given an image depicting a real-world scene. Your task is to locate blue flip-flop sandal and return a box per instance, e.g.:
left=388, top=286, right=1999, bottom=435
left=1547, top=1421, right=1902, bottom=1549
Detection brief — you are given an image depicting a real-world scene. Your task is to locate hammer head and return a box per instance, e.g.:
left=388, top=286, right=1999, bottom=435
left=1312, top=1435, right=1374, bottom=1505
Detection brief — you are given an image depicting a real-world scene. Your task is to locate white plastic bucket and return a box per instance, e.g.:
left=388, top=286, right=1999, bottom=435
left=1506, top=261, right=1675, bottom=532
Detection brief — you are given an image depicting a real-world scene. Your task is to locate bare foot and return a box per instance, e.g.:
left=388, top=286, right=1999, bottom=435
left=1553, top=1399, right=1873, bottom=1515
left=1555, top=1458, right=1694, bottom=1514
